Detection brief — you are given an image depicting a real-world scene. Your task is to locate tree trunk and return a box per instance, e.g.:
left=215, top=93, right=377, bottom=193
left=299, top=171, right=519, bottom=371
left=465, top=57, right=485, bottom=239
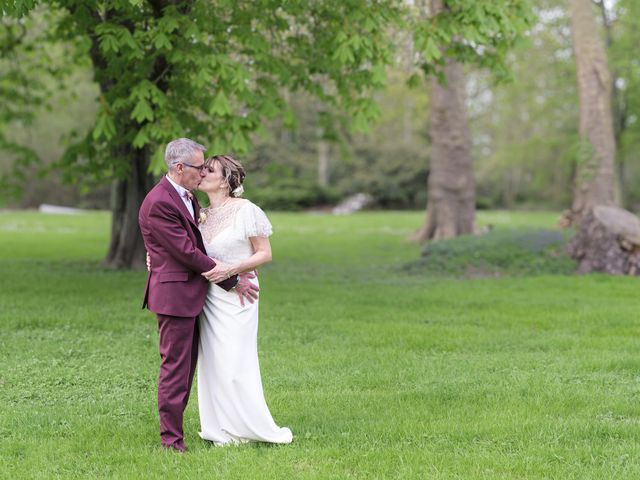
left=412, top=14, right=474, bottom=242
left=567, top=206, right=640, bottom=275
left=104, top=145, right=155, bottom=269
left=568, top=0, right=620, bottom=224
left=596, top=0, right=627, bottom=203
left=317, top=126, right=330, bottom=187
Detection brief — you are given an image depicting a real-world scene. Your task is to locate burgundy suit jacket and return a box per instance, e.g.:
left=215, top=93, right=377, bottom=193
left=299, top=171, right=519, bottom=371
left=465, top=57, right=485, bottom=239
left=139, top=176, right=237, bottom=318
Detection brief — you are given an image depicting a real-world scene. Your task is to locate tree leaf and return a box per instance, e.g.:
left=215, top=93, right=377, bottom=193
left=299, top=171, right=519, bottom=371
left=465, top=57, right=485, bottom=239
left=423, top=37, right=441, bottom=63
left=93, top=110, right=116, bottom=141
left=131, top=99, right=154, bottom=123
left=231, top=131, right=249, bottom=153
left=209, top=90, right=232, bottom=116
left=153, top=33, right=172, bottom=50
left=149, top=147, right=166, bottom=174
left=132, top=128, right=150, bottom=148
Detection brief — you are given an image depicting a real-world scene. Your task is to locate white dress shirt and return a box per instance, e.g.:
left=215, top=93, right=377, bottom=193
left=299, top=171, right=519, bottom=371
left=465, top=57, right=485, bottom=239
left=166, top=175, right=195, bottom=220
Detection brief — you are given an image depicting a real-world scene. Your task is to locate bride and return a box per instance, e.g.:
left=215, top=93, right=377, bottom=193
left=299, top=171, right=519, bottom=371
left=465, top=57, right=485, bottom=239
left=195, top=154, right=292, bottom=445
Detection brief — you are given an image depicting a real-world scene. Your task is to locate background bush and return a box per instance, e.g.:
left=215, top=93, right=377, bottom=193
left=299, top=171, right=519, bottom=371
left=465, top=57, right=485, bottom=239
left=405, top=228, right=576, bottom=277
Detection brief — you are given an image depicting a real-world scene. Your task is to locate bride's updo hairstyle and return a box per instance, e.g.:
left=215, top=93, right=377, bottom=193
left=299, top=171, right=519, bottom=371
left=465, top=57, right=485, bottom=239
left=206, top=154, right=246, bottom=197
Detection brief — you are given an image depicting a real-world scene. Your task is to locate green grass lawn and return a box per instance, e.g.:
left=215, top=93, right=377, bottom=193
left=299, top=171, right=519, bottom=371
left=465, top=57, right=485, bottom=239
left=1, top=210, right=640, bottom=479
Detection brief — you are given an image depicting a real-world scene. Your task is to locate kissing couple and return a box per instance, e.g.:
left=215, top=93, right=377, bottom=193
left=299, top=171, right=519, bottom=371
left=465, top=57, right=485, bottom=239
left=139, top=138, right=293, bottom=452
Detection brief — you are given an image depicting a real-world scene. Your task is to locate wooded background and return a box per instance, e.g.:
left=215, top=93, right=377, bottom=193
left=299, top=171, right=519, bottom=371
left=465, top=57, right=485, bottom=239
left=1, top=0, right=636, bottom=268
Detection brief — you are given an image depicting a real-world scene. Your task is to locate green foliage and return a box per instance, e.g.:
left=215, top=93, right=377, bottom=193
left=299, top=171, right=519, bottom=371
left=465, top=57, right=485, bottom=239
left=3, top=210, right=640, bottom=478
left=1, top=0, right=402, bottom=191
left=407, top=228, right=575, bottom=277
left=471, top=1, right=579, bottom=209
left=244, top=165, right=340, bottom=211
left=342, top=141, right=429, bottom=208
left=411, top=0, right=534, bottom=83
left=610, top=0, right=640, bottom=208
left=1, top=0, right=38, bottom=17
left=241, top=72, right=431, bottom=209
left=336, top=71, right=431, bottom=208
left=2, top=1, right=539, bottom=198
left=9, top=0, right=640, bottom=215
left=247, top=181, right=339, bottom=212
left=0, top=7, right=69, bottom=198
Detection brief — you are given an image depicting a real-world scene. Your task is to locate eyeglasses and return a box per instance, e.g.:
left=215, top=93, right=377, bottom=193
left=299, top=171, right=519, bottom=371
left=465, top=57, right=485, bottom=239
left=181, top=162, right=206, bottom=172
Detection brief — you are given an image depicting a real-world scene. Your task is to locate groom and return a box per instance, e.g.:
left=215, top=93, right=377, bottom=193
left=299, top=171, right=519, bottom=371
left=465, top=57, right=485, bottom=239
left=139, top=138, right=258, bottom=452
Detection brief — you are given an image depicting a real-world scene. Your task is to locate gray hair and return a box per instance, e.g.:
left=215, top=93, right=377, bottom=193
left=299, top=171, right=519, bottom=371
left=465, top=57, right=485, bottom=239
left=164, top=138, right=206, bottom=170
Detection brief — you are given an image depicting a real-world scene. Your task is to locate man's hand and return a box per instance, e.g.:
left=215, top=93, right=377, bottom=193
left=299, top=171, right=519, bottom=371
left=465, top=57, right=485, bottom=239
left=146, top=252, right=151, bottom=272
left=202, top=261, right=235, bottom=283
left=235, top=271, right=259, bottom=307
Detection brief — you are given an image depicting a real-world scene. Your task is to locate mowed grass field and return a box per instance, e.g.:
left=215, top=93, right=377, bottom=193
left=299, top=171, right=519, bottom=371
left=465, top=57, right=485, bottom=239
left=1, top=210, right=640, bottom=479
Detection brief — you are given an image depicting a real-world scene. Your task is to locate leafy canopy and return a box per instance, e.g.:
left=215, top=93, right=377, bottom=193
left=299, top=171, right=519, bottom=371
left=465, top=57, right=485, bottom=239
left=2, top=0, right=401, bottom=182
left=1, top=0, right=532, bottom=188
left=410, top=0, right=533, bottom=84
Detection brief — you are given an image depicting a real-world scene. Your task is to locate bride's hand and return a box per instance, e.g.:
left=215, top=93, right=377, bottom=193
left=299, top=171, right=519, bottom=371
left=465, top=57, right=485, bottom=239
left=202, top=261, right=236, bottom=283
left=235, top=272, right=259, bottom=307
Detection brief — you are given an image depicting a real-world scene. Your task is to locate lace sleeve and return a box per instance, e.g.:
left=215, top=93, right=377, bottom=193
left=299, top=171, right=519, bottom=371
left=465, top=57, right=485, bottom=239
left=239, top=202, right=273, bottom=239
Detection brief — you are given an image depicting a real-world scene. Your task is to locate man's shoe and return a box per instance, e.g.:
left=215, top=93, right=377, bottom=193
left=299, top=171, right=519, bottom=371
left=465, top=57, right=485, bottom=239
left=162, top=443, right=187, bottom=453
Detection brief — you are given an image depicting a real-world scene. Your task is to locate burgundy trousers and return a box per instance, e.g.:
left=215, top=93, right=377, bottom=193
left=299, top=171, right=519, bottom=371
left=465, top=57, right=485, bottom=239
left=156, top=314, right=199, bottom=449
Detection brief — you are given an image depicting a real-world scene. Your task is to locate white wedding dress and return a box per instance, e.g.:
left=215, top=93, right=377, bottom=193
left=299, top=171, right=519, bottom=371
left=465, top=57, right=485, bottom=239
left=197, top=199, right=292, bottom=445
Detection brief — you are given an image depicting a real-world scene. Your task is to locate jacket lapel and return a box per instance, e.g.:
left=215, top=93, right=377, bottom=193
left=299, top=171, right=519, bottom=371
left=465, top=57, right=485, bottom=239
left=159, top=176, right=198, bottom=228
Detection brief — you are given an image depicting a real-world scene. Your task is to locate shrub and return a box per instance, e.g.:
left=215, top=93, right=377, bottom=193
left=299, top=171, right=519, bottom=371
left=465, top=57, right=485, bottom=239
left=405, top=228, right=576, bottom=277
left=244, top=176, right=340, bottom=211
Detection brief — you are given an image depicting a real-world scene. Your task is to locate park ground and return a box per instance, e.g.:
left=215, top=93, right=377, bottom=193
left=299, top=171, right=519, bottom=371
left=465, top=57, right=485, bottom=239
left=1, top=210, right=640, bottom=479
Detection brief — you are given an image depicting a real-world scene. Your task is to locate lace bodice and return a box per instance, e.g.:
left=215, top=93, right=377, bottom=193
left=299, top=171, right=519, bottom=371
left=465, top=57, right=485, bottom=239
left=200, top=199, right=272, bottom=264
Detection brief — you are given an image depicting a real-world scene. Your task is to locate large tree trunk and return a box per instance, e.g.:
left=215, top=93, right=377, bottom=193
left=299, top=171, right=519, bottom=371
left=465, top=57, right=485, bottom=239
left=567, top=206, right=640, bottom=275
left=104, top=146, right=154, bottom=269
left=412, top=17, right=474, bottom=242
left=596, top=0, right=627, bottom=203
left=567, top=0, right=620, bottom=225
